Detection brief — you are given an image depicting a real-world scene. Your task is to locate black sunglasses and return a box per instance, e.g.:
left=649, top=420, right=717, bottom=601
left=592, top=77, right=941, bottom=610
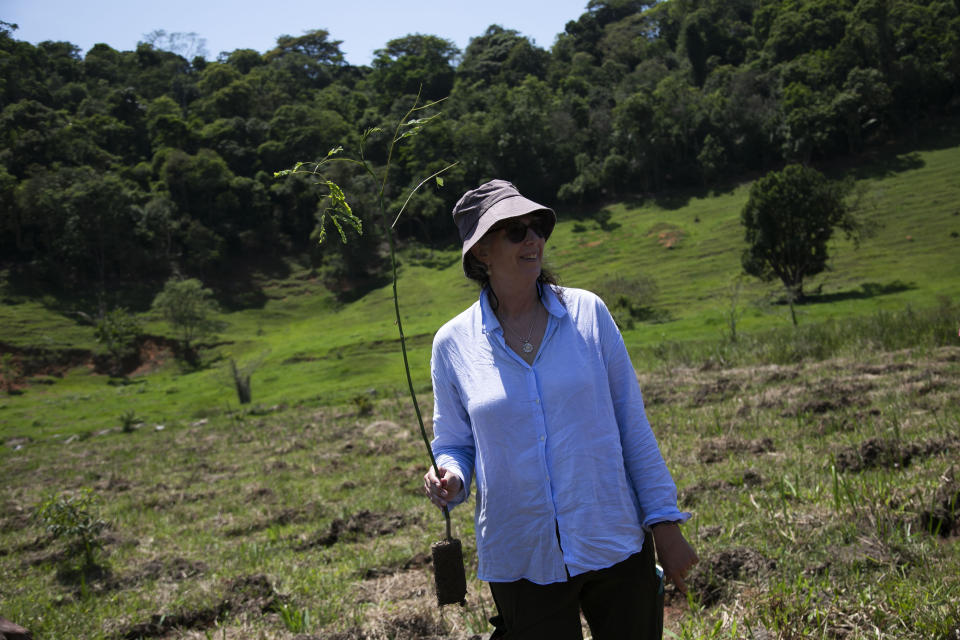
left=492, top=217, right=550, bottom=243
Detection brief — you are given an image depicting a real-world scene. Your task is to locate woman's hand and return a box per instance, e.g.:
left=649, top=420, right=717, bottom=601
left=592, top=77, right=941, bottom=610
left=652, top=523, right=699, bottom=594
left=423, top=466, right=462, bottom=509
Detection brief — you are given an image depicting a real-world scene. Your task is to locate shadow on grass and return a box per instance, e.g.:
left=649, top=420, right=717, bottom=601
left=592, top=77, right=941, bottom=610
left=847, top=150, right=926, bottom=181
left=610, top=176, right=741, bottom=212
left=803, top=280, right=916, bottom=305
left=832, top=117, right=960, bottom=181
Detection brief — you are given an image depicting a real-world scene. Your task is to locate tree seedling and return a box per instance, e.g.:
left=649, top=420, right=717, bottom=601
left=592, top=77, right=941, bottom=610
left=35, top=488, right=108, bottom=596
left=277, top=91, right=466, bottom=606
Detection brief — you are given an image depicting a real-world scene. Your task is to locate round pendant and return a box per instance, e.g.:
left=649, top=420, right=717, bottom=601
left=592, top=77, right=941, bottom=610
left=521, top=341, right=534, bottom=353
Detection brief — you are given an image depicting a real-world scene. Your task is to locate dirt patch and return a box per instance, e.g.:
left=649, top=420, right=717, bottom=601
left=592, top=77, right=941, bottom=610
left=763, top=368, right=800, bottom=384
left=917, top=476, right=960, bottom=538
left=224, top=502, right=325, bottom=537
left=141, top=489, right=218, bottom=511
left=4, top=534, right=54, bottom=564
left=55, top=561, right=114, bottom=588
left=128, top=336, right=177, bottom=376
left=114, top=573, right=283, bottom=639
left=0, top=334, right=181, bottom=384
left=297, top=610, right=449, bottom=640
left=298, top=510, right=418, bottom=549
left=786, top=380, right=873, bottom=416
left=691, top=377, right=742, bottom=406
left=679, top=471, right=763, bottom=506
left=855, top=362, right=915, bottom=376
left=246, top=486, right=275, bottom=501
left=698, top=438, right=775, bottom=464
left=133, top=557, right=208, bottom=584
left=117, top=604, right=224, bottom=639
left=0, top=503, right=32, bottom=534
left=834, top=436, right=959, bottom=473
left=379, top=611, right=448, bottom=639
left=0, top=340, right=93, bottom=380
left=835, top=437, right=913, bottom=472
left=364, top=552, right=432, bottom=579
left=93, top=473, right=132, bottom=493
left=688, top=547, right=776, bottom=607
left=646, top=224, right=684, bottom=249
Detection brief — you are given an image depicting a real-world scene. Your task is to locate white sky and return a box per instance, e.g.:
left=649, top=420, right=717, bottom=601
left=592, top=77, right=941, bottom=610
left=3, top=0, right=590, bottom=65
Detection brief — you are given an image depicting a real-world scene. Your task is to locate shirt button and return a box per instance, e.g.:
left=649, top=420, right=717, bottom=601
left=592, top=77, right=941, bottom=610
left=539, top=435, right=545, bottom=441
left=535, top=398, right=540, bottom=404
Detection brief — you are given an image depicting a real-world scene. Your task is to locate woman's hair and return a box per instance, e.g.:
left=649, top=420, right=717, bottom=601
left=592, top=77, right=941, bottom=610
left=463, top=246, right=563, bottom=309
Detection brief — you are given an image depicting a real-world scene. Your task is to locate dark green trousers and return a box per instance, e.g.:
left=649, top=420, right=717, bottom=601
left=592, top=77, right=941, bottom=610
left=488, top=533, right=662, bottom=640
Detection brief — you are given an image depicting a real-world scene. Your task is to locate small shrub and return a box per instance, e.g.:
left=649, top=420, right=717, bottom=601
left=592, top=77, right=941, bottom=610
left=596, top=274, right=665, bottom=328
left=352, top=393, right=374, bottom=417
left=119, top=409, right=141, bottom=432
left=151, top=278, right=223, bottom=365
left=35, top=488, right=107, bottom=569
left=94, top=308, right=143, bottom=375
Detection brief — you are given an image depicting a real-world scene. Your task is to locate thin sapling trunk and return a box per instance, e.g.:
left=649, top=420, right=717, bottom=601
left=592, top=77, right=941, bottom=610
left=277, top=92, right=466, bottom=606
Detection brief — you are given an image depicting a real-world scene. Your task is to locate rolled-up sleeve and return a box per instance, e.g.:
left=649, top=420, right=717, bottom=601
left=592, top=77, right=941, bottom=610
left=596, top=298, right=690, bottom=528
left=429, top=334, right=475, bottom=508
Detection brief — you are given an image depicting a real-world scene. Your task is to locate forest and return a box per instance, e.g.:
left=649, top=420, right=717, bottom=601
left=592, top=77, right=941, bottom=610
left=1, top=0, right=958, bottom=305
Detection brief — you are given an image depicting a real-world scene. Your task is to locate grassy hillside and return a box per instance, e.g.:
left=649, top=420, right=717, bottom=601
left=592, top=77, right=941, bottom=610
left=2, top=123, right=959, bottom=438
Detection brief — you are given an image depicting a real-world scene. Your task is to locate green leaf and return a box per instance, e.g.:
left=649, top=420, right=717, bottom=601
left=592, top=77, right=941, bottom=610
left=361, top=127, right=383, bottom=144
left=316, top=180, right=361, bottom=245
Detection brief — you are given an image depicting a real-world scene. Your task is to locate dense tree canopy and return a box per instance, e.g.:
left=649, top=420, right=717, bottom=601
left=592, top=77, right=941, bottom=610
left=0, top=1, right=957, bottom=302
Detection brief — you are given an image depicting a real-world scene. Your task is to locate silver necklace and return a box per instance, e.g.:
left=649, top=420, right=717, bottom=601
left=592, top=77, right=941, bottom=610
left=500, top=305, right=540, bottom=354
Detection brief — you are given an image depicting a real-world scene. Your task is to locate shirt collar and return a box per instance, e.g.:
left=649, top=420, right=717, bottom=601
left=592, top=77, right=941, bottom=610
left=479, top=284, right=567, bottom=334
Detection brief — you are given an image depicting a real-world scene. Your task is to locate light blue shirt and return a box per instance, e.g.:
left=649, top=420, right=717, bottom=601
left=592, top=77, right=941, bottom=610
left=430, top=286, right=690, bottom=584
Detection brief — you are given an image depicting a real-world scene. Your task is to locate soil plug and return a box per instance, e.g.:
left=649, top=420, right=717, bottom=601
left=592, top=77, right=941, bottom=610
left=432, top=534, right=467, bottom=606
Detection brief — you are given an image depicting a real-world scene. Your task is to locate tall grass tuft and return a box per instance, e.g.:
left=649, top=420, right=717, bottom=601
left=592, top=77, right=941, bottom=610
left=639, top=299, right=959, bottom=369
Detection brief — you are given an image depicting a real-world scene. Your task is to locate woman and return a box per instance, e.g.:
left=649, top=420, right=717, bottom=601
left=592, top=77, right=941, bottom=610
left=424, top=179, right=697, bottom=639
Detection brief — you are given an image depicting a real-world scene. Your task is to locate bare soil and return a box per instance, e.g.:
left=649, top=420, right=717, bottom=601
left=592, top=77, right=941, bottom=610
left=298, top=509, right=420, bottom=550
left=113, top=574, right=284, bottom=639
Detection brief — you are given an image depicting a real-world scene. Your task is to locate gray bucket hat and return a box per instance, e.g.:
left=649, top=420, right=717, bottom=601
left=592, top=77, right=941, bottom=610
left=453, top=179, right=556, bottom=275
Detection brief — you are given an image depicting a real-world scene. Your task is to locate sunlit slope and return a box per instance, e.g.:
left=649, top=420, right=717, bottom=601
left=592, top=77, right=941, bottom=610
left=1, top=133, right=959, bottom=436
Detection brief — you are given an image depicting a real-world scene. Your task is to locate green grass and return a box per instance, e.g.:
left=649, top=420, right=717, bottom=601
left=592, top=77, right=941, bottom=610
left=3, top=125, right=960, bottom=438
left=1, top=342, right=957, bottom=638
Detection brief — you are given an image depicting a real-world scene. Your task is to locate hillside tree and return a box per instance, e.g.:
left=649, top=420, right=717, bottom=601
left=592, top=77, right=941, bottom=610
left=741, top=163, right=862, bottom=324
left=151, top=278, right=222, bottom=363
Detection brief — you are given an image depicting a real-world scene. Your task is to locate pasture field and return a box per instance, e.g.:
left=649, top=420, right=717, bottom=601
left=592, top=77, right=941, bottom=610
left=0, top=342, right=958, bottom=639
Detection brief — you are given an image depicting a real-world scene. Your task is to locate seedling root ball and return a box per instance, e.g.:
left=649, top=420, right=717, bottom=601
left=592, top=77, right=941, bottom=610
left=431, top=537, right=467, bottom=606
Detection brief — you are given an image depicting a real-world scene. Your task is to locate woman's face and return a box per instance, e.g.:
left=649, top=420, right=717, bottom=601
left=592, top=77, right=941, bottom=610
left=471, top=213, right=548, bottom=287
